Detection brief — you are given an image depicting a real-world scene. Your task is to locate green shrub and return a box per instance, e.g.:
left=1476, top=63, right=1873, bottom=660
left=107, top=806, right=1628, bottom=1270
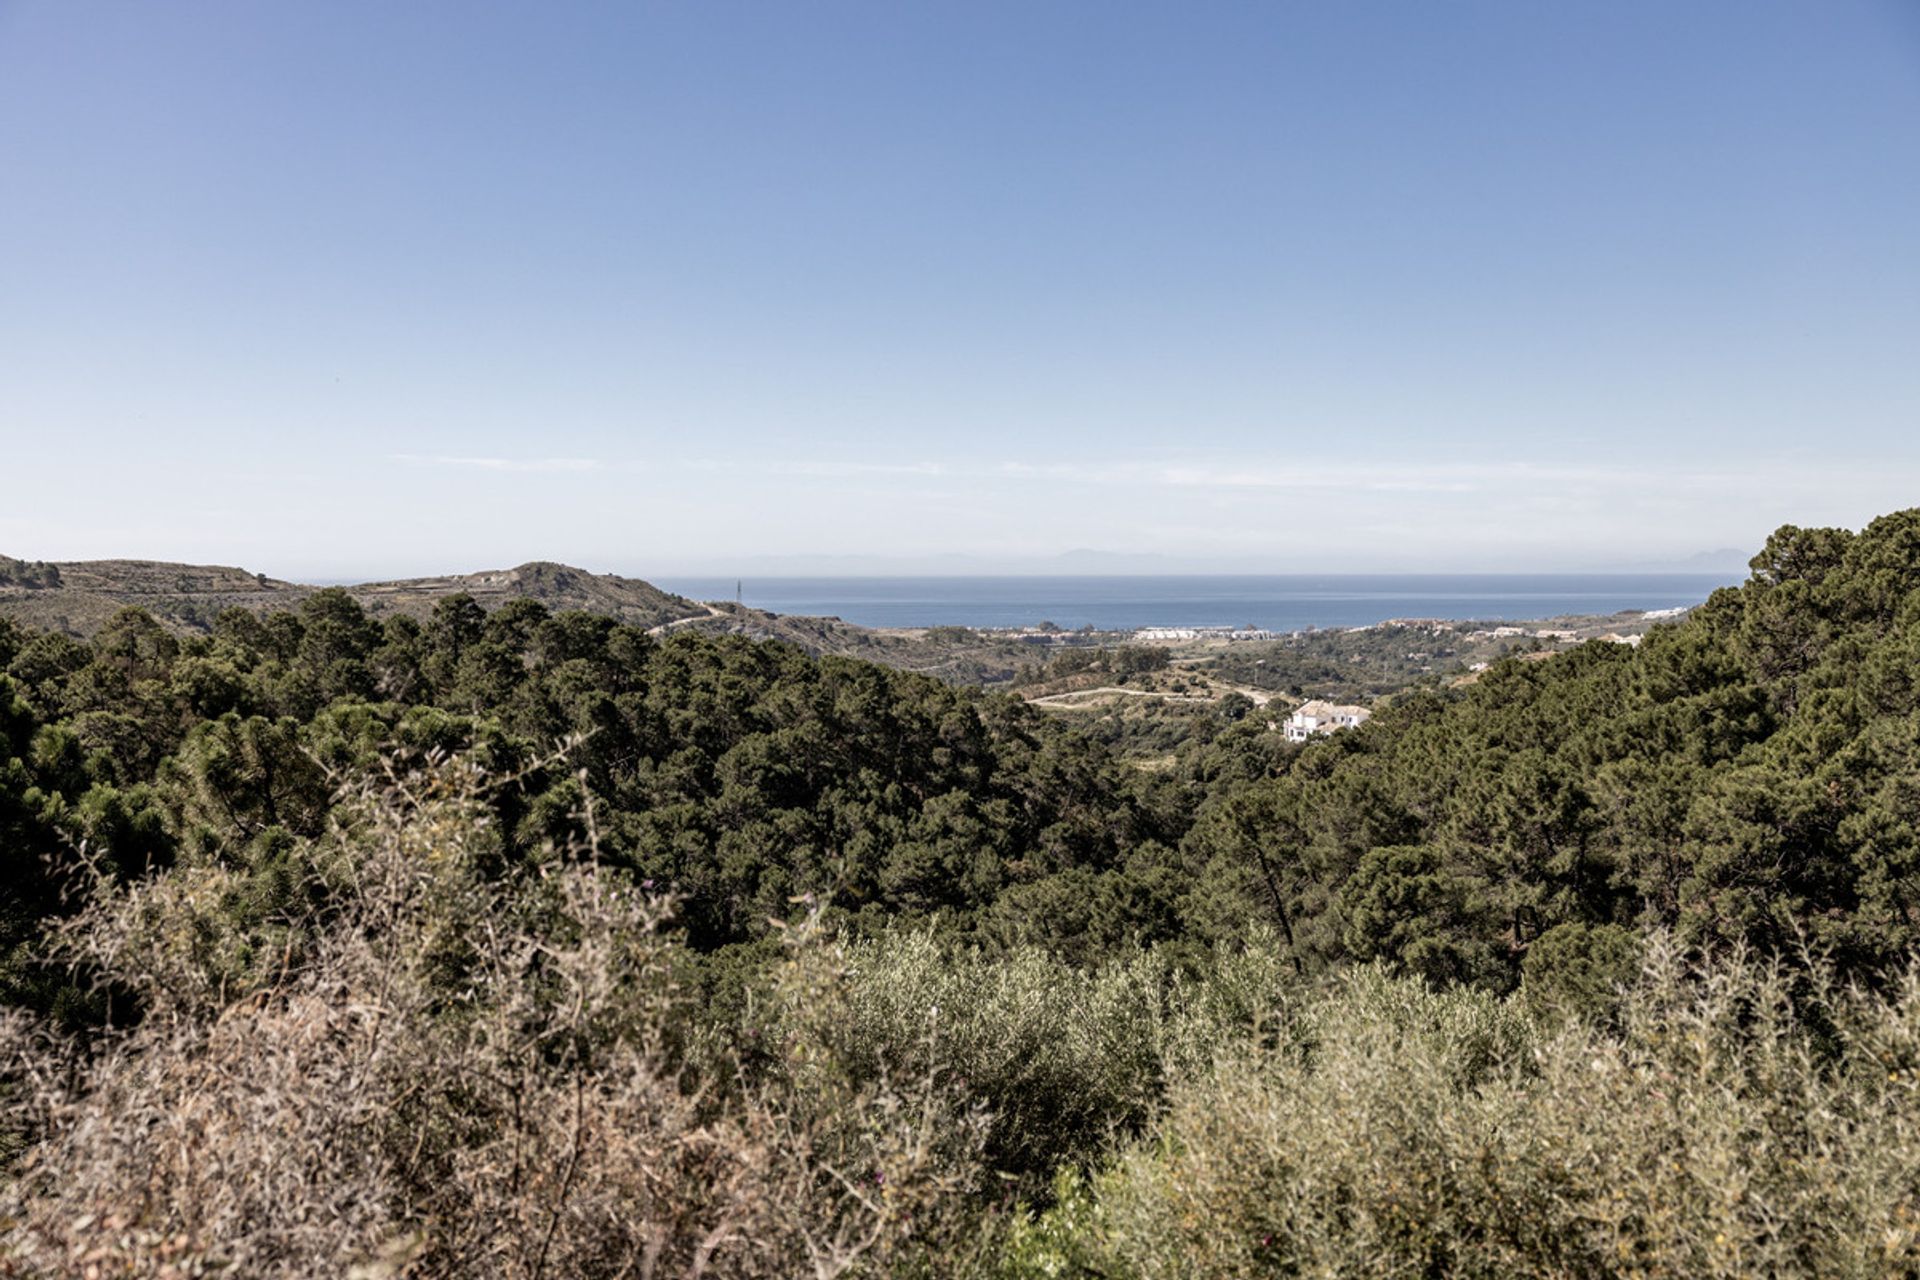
left=824, top=933, right=1172, bottom=1195
left=1032, top=939, right=1920, bottom=1278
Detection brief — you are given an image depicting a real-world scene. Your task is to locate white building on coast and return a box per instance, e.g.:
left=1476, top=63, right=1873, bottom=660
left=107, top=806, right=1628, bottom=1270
left=1133, top=626, right=1277, bottom=642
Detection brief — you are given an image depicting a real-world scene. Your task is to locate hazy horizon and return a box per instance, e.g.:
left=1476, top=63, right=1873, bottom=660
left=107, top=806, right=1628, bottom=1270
left=51, top=546, right=1758, bottom=587
left=4, top=2, right=1917, bottom=573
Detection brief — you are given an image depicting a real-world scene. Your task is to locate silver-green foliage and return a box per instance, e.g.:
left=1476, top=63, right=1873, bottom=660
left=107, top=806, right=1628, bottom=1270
left=826, top=932, right=1173, bottom=1191
left=1009, top=938, right=1920, bottom=1278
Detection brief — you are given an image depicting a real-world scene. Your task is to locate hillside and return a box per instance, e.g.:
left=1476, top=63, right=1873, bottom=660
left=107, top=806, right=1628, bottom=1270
left=0, top=555, right=706, bottom=635
left=345, top=560, right=701, bottom=629
left=0, top=553, right=1072, bottom=684
left=659, top=602, right=1054, bottom=683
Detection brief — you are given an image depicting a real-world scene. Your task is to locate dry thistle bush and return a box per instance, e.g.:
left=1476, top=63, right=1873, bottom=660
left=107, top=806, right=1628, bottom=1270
left=0, top=754, right=989, bottom=1279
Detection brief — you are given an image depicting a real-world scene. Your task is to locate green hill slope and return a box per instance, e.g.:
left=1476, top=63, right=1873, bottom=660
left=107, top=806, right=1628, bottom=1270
left=0, top=556, right=705, bottom=634
left=1176, top=508, right=1920, bottom=986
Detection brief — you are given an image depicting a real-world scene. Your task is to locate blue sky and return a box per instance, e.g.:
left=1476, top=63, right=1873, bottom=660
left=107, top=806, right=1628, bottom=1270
left=2, top=1, right=1916, bottom=577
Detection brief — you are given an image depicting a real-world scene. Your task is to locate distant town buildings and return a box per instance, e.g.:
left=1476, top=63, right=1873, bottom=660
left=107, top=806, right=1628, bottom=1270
left=1133, top=626, right=1276, bottom=643
left=1283, top=699, right=1372, bottom=742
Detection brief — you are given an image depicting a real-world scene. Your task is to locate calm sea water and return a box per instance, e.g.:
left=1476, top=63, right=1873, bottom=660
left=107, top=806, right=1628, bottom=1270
left=650, top=574, right=1740, bottom=632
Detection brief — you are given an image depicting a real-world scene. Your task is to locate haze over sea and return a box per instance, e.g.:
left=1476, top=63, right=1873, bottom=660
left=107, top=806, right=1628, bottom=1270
left=652, top=574, right=1741, bottom=633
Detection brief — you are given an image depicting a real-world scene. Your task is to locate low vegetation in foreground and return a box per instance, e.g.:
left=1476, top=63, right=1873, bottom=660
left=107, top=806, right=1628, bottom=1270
left=6, top=510, right=1920, bottom=1274
left=5, top=760, right=1918, bottom=1277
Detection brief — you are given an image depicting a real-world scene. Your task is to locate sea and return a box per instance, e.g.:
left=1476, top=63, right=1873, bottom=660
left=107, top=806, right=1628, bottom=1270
left=649, top=574, right=1741, bottom=633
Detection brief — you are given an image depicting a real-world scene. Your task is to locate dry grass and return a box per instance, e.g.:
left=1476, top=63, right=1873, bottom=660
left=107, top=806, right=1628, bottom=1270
left=0, top=757, right=987, bottom=1279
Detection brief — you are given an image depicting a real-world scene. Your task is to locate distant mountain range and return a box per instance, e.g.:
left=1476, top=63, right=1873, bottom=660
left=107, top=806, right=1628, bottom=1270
left=0, top=554, right=705, bottom=636
left=1614, top=548, right=1753, bottom=574
left=0, top=552, right=1059, bottom=685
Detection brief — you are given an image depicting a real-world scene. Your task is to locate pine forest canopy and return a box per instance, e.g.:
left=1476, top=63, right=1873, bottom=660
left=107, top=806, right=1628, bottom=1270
left=4, top=509, right=1920, bottom=1001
